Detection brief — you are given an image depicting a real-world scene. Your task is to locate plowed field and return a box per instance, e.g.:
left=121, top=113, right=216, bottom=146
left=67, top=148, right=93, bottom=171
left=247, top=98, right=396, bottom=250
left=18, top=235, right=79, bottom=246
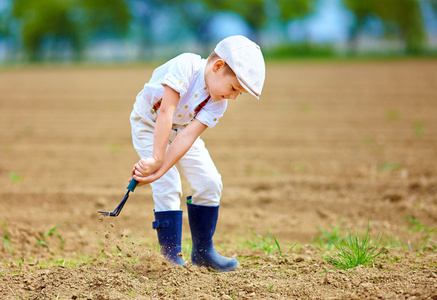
left=0, top=59, right=436, bottom=299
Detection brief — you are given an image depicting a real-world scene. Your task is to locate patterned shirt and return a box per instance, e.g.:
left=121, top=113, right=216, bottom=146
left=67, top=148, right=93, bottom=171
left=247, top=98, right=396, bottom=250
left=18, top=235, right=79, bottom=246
left=134, top=53, right=227, bottom=128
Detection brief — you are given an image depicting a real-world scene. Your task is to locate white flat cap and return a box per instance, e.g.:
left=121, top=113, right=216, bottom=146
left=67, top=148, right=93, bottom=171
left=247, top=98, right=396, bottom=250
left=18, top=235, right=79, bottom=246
left=214, top=35, right=266, bottom=100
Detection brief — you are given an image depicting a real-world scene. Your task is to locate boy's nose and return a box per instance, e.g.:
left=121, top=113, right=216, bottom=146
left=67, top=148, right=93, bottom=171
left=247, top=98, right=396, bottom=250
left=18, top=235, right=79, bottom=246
left=228, top=92, right=239, bottom=100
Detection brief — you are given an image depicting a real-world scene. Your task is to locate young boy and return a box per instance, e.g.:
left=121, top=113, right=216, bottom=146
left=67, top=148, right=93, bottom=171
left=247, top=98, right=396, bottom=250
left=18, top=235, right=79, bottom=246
left=129, top=35, right=265, bottom=272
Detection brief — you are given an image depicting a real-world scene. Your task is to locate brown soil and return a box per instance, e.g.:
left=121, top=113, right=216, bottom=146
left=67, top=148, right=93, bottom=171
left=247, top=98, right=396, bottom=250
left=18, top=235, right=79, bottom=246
left=0, top=59, right=436, bottom=299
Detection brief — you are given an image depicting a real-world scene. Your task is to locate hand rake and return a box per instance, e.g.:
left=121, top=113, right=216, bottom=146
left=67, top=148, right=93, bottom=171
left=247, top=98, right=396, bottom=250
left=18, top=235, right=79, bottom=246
left=98, top=179, right=138, bottom=217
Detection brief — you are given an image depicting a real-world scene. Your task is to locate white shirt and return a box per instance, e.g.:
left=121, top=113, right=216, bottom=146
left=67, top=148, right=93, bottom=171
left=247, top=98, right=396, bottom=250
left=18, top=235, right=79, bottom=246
left=134, top=53, right=228, bottom=128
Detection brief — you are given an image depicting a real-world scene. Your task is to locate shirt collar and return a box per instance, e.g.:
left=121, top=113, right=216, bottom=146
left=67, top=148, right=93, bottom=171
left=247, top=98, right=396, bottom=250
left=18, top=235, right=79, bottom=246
left=199, top=58, right=209, bottom=96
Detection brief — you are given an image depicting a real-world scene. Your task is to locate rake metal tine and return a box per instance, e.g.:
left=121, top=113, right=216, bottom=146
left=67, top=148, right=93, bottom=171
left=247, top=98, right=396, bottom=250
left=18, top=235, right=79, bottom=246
left=98, top=208, right=114, bottom=216
left=98, top=199, right=122, bottom=216
left=110, top=201, right=123, bottom=216
left=98, top=190, right=130, bottom=217
left=111, top=191, right=130, bottom=216
left=98, top=178, right=138, bottom=217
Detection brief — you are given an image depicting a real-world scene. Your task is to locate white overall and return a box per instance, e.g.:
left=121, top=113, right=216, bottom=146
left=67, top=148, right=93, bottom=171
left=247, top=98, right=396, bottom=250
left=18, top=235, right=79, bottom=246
left=130, top=105, right=223, bottom=212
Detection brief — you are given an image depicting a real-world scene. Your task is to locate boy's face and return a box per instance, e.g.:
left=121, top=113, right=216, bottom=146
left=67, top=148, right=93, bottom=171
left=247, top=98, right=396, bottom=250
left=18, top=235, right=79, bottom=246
left=205, top=59, right=247, bottom=101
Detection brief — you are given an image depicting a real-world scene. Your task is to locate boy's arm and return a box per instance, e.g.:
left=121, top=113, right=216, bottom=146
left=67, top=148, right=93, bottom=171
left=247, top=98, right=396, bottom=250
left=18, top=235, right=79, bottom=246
left=133, top=118, right=208, bottom=185
left=152, top=85, right=180, bottom=165
left=132, top=85, right=179, bottom=177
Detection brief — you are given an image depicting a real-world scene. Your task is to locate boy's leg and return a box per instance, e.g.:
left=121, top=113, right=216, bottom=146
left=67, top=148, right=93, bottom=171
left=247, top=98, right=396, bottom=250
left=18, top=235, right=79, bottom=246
left=153, top=210, right=185, bottom=265
left=186, top=200, right=238, bottom=272
left=130, top=111, right=184, bottom=265
left=176, top=137, right=222, bottom=206
left=177, top=137, right=238, bottom=272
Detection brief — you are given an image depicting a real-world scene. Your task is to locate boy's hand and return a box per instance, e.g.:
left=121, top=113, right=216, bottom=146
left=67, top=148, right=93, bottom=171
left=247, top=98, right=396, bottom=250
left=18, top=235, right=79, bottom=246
left=131, top=158, right=161, bottom=184
left=131, top=171, right=161, bottom=186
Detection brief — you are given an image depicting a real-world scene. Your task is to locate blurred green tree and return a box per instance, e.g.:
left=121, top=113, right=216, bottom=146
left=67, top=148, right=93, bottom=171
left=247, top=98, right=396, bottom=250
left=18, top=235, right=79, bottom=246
left=12, top=0, right=80, bottom=60
left=78, top=0, right=131, bottom=40
left=0, top=5, right=11, bottom=36
left=203, top=0, right=316, bottom=38
left=11, top=0, right=131, bottom=61
left=343, top=0, right=427, bottom=54
left=423, top=0, right=437, bottom=13
left=150, top=0, right=316, bottom=56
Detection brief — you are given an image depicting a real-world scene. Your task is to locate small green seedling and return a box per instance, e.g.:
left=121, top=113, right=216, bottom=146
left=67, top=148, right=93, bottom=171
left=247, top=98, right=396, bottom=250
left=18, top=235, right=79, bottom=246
left=418, top=234, right=437, bottom=252
left=300, top=103, right=313, bottom=114
left=406, top=216, right=435, bottom=233
left=314, top=221, right=345, bottom=248
left=35, top=225, right=64, bottom=249
left=1, top=221, right=12, bottom=252
left=386, top=109, right=400, bottom=121
left=413, top=121, right=425, bottom=137
left=181, top=240, right=192, bottom=259
left=246, top=228, right=295, bottom=256
left=379, top=162, right=403, bottom=172
left=246, top=228, right=281, bottom=255
left=8, top=172, right=23, bottom=183
left=108, top=143, right=123, bottom=154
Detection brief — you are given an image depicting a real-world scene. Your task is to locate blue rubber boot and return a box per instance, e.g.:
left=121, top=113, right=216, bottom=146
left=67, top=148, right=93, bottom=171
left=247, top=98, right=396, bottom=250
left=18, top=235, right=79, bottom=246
left=187, top=197, right=239, bottom=272
left=152, top=210, right=185, bottom=265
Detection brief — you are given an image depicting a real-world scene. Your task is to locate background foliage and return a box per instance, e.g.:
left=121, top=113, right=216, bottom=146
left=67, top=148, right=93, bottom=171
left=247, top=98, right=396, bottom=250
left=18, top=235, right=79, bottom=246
left=0, top=0, right=436, bottom=62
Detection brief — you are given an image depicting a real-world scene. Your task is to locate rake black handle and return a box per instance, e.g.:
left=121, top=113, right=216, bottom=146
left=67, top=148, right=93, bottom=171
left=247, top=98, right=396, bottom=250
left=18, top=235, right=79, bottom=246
left=98, top=178, right=139, bottom=217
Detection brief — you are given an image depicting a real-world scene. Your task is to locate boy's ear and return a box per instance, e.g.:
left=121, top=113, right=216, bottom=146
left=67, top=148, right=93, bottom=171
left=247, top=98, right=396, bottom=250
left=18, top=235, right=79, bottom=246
left=212, top=59, right=226, bottom=73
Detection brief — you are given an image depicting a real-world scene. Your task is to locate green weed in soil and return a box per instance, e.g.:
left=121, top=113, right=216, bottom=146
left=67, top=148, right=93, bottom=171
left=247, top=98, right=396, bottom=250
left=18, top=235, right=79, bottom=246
left=323, top=224, right=386, bottom=270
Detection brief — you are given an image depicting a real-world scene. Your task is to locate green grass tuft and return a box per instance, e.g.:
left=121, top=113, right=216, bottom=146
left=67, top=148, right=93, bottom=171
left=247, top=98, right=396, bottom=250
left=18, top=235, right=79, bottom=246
left=323, top=224, right=387, bottom=270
